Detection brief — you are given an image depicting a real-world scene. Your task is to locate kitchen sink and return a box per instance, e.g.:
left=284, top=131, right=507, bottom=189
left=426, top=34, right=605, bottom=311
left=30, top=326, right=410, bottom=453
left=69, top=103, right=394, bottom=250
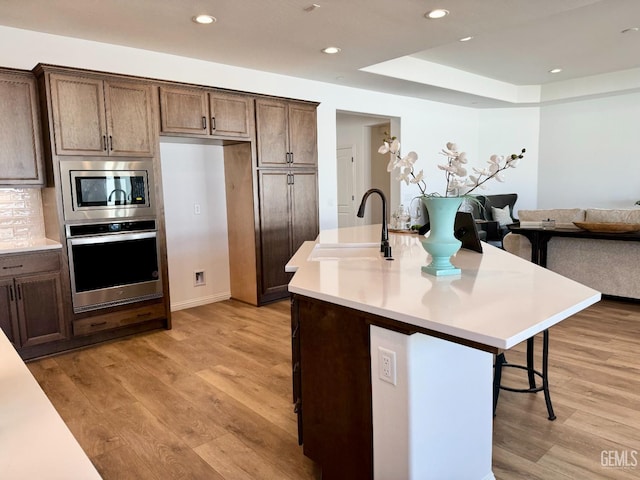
left=308, top=243, right=381, bottom=261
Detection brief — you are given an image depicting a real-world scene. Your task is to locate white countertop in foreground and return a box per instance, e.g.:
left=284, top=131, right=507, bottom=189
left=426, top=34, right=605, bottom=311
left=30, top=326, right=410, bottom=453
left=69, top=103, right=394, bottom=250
left=0, top=332, right=102, bottom=479
left=0, top=238, right=62, bottom=255
left=287, top=224, right=601, bottom=350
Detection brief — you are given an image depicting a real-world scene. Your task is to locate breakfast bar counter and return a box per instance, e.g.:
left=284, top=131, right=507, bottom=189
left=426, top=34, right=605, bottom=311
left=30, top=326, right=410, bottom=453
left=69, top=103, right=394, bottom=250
left=287, top=224, right=600, bottom=479
left=0, top=330, right=102, bottom=479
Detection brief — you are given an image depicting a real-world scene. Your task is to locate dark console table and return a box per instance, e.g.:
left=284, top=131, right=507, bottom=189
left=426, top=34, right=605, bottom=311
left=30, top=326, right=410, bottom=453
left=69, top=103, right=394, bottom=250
left=508, top=226, right=640, bottom=268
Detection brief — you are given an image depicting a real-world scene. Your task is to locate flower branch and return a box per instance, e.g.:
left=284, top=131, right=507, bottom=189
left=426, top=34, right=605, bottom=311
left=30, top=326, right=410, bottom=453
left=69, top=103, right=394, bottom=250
left=379, top=137, right=526, bottom=198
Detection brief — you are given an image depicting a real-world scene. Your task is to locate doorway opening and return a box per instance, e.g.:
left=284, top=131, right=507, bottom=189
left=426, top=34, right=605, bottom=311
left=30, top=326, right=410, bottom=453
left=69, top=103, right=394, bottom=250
left=336, top=111, right=399, bottom=228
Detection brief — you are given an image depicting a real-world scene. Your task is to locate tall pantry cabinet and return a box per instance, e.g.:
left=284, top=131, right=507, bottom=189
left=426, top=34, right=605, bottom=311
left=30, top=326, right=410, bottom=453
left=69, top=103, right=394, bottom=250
left=226, top=98, right=319, bottom=306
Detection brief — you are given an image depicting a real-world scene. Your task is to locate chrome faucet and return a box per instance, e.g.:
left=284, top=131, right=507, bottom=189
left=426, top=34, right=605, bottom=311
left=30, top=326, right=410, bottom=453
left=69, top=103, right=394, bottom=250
left=357, top=188, right=392, bottom=259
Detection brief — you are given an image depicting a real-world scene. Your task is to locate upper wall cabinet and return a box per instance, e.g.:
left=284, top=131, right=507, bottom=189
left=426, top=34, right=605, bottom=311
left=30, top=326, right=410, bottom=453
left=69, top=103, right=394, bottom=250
left=48, top=73, right=155, bottom=157
left=159, top=85, right=253, bottom=139
left=255, top=99, right=317, bottom=167
left=0, top=69, right=44, bottom=186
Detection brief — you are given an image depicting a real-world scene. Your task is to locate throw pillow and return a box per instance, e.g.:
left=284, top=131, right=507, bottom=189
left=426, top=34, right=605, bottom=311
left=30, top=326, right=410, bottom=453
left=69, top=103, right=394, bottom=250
left=492, top=205, right=513, bottom=226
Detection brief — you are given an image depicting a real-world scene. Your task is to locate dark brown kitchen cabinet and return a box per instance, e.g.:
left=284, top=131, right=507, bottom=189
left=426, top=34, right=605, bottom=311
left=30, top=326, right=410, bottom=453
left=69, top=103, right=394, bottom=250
left=258, top=169, right=319, bottom=302
left=159, top=85, right=252, bottom=139
left=256, top=99, right=317, bottom=167
left=48, top=73, right=155, bottom=156
left=0, top=251, right=66, bottom=349
left=0, top=69, right=44, bottom=186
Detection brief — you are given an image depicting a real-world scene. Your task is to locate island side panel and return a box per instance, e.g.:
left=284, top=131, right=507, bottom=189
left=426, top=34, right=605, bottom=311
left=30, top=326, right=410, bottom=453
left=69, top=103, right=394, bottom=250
left=297, top=295, right=373, bottom=480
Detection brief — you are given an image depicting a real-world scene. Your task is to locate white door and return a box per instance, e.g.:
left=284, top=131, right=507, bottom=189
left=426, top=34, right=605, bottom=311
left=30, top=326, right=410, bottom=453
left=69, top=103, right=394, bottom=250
left=337, top=146, right=356, bottom=227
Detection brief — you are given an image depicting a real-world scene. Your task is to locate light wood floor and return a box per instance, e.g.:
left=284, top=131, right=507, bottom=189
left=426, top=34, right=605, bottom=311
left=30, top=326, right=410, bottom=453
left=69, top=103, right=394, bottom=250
left=27, top=298, right=640, bottom=479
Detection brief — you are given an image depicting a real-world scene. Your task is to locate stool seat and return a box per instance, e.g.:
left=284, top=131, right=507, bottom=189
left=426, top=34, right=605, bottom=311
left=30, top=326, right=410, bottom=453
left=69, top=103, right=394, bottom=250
left=493, top=329, right=556, bottom=421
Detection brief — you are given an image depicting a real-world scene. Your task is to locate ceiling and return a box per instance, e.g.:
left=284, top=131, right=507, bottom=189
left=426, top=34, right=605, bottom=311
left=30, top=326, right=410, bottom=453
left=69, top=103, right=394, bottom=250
left=1, top=0, right=639, bottom=106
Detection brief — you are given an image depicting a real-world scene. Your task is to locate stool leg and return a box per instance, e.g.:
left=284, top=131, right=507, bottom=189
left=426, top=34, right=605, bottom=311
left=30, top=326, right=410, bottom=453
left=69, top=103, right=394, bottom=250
left=493, top=353, right=506, bottom=417
left=542, top=329, right=556, bottom=420
left=526, top=337, right=536, bottom=389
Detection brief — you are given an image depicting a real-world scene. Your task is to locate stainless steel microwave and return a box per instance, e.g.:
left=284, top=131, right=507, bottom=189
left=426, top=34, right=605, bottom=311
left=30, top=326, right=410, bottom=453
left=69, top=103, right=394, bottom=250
left=60, top=158, right=156, bottom=221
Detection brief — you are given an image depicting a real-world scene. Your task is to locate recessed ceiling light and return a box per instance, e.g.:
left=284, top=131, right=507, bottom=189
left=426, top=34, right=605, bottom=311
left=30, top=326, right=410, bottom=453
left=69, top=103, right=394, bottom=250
left=459, top=36, right=474, bottom=42
left=621, top=27, right=639, bottom=33
left=322, top=47, right=341, bottom=54
left=549, top=68, right=563, bottom=74
left=192, top=14, right=216, bottom=24
left=425, top=9, right=449, bottom=19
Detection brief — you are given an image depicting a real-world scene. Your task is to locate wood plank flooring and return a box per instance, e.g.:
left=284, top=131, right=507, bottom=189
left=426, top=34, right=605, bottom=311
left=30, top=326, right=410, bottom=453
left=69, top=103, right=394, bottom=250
left=27, top=298, right=640, bottom=479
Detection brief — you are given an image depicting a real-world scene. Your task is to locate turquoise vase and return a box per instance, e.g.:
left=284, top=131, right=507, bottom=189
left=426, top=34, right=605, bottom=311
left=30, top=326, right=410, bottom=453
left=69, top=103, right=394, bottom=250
left=420, top=196, right=463, bottom=276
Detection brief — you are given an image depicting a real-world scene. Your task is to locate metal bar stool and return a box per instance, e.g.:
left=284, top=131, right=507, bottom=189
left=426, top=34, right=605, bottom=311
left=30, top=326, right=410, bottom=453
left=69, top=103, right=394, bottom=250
left=493, top=328, right=556, bottom=421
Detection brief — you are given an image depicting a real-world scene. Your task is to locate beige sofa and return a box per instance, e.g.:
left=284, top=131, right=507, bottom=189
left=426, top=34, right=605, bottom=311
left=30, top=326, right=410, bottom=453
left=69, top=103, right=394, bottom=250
left=503, top=208, right=640, bottom=300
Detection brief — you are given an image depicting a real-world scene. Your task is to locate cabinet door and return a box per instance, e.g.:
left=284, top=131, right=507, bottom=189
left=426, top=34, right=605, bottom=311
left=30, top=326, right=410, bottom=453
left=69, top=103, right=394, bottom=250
left=15, top=272, right=66, bottom=348
left=49, top=73, right=108, bottom=156
left=209, top=92, right=251, bottom=138
left=159, top=86, right=209, bottom=136
left=0, top=279, right=19, bottom=346
left=258, top=170, right=292, bottom=299
left=105, top=80, right=155, bottom=156
left=256, top=100, right=289, bottom=166
left=290, top=171, right=319, bottom=253
left=288, top=103, right=318, bottom=167
left=0, top=72, right=44, bottom=185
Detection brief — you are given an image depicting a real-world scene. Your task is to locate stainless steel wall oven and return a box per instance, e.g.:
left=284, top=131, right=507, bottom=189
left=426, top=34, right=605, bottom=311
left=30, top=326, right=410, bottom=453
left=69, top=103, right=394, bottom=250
left=66, top=220, right=163, bottom=313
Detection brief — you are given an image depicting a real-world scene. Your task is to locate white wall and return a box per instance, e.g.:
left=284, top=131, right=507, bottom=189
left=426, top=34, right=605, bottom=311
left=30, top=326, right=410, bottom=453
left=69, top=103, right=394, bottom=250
left=159, top=141, right=230, bottom=310
left=478, top=107, right=541, bottom=212
left=538, top=93, right=640, bottom=209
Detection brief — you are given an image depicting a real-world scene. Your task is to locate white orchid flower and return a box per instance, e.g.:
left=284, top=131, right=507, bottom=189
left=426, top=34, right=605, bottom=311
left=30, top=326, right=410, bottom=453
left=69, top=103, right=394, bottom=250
left=400, top=151, right=418, bottom=167
left=411, top=169, right=424, bottom=184
left=437, top=164, right=458, bottom=174
left=494, top=172, right=505, bottom=182
left=489, top=154, right=503, bottom=164
left=472, top=166, right=490, bottom=176
left=446, top=142, right=458, bottom=152
left=507, top=157, right=520, bottom=167
left=378, top=142, right=390, bottom=155
left=457, top=152, right=468, bottom=164
left=397, top=167, right=414, bottom=186
left=390, top=138, right=400, bottom=153
left=386, top=157, right=397, bottom=172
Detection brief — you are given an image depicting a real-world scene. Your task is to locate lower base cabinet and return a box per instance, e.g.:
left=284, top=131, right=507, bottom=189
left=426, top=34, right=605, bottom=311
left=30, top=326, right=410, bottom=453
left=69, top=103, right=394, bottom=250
left=0, top=251, right=66, bottom=349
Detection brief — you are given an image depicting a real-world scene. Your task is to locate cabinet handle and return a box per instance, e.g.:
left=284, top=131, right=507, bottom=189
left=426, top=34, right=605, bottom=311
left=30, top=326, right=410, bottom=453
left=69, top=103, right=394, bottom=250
left=9, top=285, right=14, bottom=302
left=109, top=135, right=113, bottom=151
left=291, top=323, right=299, bottom=339
left=202, top=116, right=207, bottom=130
left=211, top=116, right=216, bottom=130
left=16, top=284, right=22, bottom=301
left=290, top=174, right=295, bottom=185
left=2, top=264, right=23, bottom=270
left=90, top=321, right=108, bottom=327
left=289, top=152, right=294, bottom=163
left=102, top=135, right=107, bottom=151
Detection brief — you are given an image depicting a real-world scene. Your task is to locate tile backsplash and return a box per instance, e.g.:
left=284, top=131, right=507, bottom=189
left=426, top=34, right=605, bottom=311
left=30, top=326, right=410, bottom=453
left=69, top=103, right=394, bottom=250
left=0, top=188, right=46, bottom=241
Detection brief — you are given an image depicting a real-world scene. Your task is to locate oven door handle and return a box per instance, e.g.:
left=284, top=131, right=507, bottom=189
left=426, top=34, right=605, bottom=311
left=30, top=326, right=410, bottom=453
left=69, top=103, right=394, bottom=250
left=68, top=231, right=157, bottom=246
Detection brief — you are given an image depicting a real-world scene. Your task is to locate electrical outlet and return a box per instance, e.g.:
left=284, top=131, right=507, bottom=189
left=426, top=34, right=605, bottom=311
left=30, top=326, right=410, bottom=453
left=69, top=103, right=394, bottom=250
left=378, top=346, right=397, bottom=385
left=194, top=203, right=201, bottom=215
left=194, top=270, right=206, bottom=286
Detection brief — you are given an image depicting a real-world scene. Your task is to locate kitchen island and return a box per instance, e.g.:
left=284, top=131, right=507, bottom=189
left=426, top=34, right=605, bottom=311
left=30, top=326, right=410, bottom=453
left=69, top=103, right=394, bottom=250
left=0, top=329, right=102, bottom=479
left=286, top=225, right=600, bottom=480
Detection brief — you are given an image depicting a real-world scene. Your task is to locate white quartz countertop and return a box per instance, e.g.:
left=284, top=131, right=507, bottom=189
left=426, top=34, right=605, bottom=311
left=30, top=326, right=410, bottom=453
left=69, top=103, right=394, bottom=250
left=287, top=224, right=601, bottom=350
left=0, top=238, right=62, bottom=255
left=0, top=332, right=102, bottom=479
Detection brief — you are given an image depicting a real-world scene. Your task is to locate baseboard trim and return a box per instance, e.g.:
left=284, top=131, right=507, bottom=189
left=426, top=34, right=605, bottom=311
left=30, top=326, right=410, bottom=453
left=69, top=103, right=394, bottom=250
left=170, top=292, right=231, bottom=312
